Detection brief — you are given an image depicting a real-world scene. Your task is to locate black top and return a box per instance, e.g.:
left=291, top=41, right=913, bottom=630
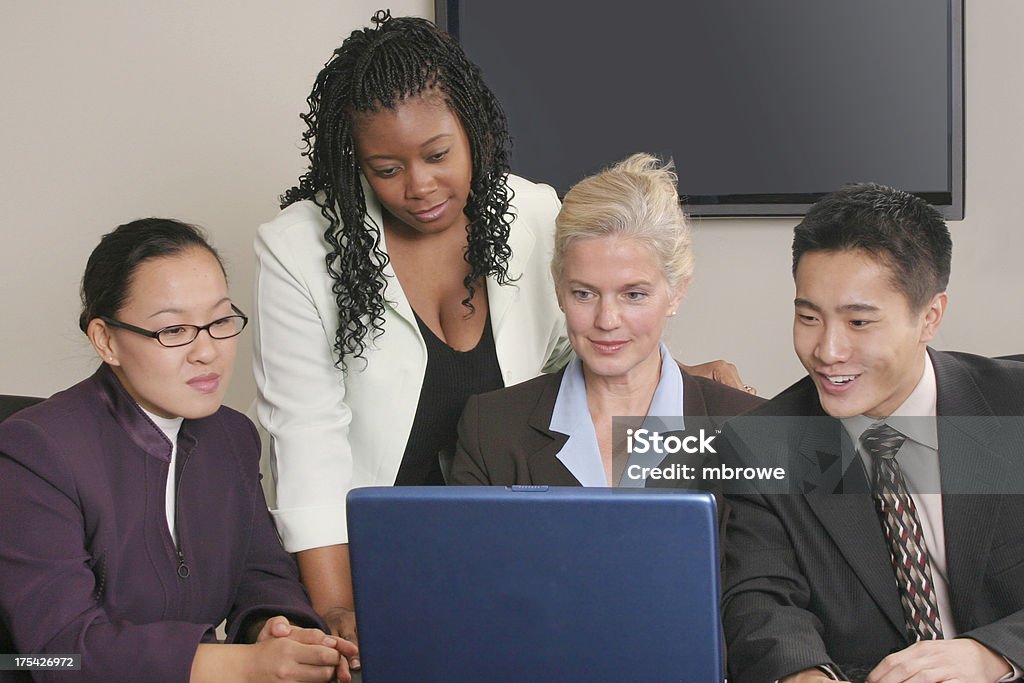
left=394, top=310, right=504, bottom=485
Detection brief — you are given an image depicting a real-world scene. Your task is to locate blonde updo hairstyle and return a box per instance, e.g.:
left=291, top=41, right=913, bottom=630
left=551, top=153, right=693, bottom=292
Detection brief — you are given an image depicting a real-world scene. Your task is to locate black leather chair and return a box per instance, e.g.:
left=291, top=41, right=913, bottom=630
left=0, top=395, right=44, bottom=422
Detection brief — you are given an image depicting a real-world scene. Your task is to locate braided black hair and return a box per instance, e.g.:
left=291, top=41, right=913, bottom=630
left=282, top=10, right=515, bottom=366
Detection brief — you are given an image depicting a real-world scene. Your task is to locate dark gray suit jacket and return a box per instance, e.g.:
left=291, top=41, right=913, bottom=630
left=451, top=367, right=763, bottom=487
left=720, top=350, right=1024, bottom=682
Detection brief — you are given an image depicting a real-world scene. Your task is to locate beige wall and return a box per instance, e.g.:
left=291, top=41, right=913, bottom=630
left=0, top=0, right=430, bottom=409
left=666, top=1, right=1024, bottom=393
left=2, top=1, right=1020, bottom=409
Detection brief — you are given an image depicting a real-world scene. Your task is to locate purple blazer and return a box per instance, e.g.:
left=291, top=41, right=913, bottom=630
left=0, top=366, right=322, bottom=683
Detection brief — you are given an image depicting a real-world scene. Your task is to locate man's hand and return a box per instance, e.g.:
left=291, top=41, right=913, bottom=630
left=867, top=639, right=1012, bottom=683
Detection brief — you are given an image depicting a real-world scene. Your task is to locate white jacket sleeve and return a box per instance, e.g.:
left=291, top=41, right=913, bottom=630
left=252, top=204, right=354, bottom=551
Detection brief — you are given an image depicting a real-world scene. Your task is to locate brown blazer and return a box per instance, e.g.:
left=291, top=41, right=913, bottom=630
left=451, top=366, right=764, bottom=487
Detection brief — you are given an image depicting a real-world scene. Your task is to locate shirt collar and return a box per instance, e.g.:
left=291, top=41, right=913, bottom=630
left=550, top=343, right=685, bottom=486
left=94, top=364, right=190, bottom=463
left=643, top=344, right=686, bottom=433
left=142, top=407, right=184, bottom=447
left=841, top=351, right=938, bottom=450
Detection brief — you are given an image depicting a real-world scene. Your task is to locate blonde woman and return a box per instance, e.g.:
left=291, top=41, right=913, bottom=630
left=452, top=154, right=762, bottom=487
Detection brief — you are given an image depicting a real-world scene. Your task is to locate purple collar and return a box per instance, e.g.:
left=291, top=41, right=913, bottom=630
left=92, top=364, right=197, bottom=463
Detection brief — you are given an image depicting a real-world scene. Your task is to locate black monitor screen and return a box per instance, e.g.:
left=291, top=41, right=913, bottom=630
left=437, top=0, right=964, bottom=218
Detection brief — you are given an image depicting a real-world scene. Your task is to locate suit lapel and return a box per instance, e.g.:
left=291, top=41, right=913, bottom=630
left=681, top=370, right=707, bottom=416
left=794, top=417, right=861, bottom=495
left=647, top=371, right=714, bottom=489
left=525, top=437, right=578, bottom=485
left=794, top=403, right=907, bottom=636
left=931, top=349, right=1004, bottom=629
left=941, top=461, right=1001, bottom=630
left=523, top=371, right=578, bottom=486
left=805, top=492, right=907, bottom=636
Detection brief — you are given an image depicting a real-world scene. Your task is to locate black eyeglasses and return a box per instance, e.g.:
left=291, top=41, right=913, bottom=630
left=101, top=304, right=249, bottom=348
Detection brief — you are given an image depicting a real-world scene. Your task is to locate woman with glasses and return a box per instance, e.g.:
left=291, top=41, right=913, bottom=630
left=0, top=218, right=355, bottom=682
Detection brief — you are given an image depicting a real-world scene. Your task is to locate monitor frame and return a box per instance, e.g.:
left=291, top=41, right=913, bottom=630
left=435, top=0, right=965, bottom=220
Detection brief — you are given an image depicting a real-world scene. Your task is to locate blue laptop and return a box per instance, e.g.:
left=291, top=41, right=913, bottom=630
left=347, top=486, right=723, bottom=682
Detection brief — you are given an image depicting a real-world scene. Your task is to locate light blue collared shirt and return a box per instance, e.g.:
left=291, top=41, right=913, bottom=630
left=549, top=343, right=685, bottom=487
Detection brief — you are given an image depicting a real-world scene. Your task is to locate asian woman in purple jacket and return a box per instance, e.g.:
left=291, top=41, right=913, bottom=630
left=0, top=219, right=356, bottom=682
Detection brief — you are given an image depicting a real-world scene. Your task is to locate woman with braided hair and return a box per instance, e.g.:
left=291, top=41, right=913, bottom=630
left=253, top=10, right=748, bottom=661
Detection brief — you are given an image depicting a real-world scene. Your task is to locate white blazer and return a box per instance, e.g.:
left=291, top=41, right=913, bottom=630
left=253, top=175, right=571, bottom=551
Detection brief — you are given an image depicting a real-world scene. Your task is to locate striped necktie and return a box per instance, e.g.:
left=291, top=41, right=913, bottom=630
left=862, top=421, right=943, bottom=641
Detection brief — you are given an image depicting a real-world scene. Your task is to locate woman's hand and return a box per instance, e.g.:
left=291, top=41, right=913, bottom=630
left=297, top=544, right=361, bottom=672
left=247, top=631, right=342, bottom=682
left=681, top=359, right=757, bottom=395
left=191, top=623, right=348, bottom=683
left=319, top=606, right=359, bottom=668
left=258, top=615, right=359, bottom=682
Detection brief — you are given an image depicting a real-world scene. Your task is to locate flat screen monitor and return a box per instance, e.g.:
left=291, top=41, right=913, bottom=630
left=436, top=0, right=964, bottom=219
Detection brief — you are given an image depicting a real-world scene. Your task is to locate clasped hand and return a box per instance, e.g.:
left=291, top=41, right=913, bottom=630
left=253, top=615, right=359, bottom=682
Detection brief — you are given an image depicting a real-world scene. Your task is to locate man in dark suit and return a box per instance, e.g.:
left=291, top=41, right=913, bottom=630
left=721, top=184, right=1024, bottom=682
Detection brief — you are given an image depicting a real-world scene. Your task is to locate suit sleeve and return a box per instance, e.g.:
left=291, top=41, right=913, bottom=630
left=224, top=420, right=326, bottom=641
left=956, top=495, right=1024, bottom=671
left=961, top=614, right=1024, bottom=670
left=0, top=421, right=207, bottom=683
left=719, top=425, right=840, bottom=683
left=253, top=218, right=354, bottom=550
left=450, top=394, right=492, bottom=485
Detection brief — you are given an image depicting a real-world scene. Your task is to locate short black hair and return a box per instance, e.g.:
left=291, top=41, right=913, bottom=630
left=79, top=218, right=222, bottom=333
left=792, top=183, right=952, bottom=311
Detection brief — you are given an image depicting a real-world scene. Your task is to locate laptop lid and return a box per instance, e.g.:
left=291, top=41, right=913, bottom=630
left=347, top=486, right=723, bottom=682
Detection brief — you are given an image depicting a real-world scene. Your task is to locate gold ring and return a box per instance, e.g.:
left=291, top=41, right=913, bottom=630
left=743, top=385, right=757, bottom=395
